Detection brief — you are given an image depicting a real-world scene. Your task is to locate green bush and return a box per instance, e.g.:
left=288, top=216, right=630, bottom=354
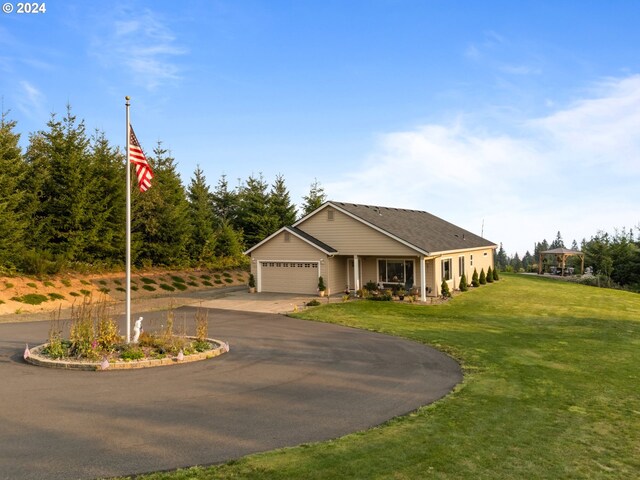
left=141, top=277, right=156, bottom=284
left=224, top=277, right=233, bottom=283
left=142, top=285, right=156, bottom=291
left=80, top=289, right=91, bottom=296
left=248, top=274, right=256, bottom=288
left=479, top=268, right=487, bottom=285
left=472, top=268, right=479, bottom=287
left=61, top=279, right=72, bottom=287
left=171, top=275, right=185, bottom=284
left=459, top=273, right=468, bottom=292
left=48, top=292, right=65, bottom=300
left=11, top=294, right=49, bottom=305
left=368, top=294, right=392, bottom=301
left=493, top=268, right=500, bottom=281
left=187, top=281, right=199, bottom=287
left=201, top=274, right=212, bottom=280
left=306, top=299, right=321, bottom=306
left=44, top=281, right=55, bottom=287
left=441, top=279, right=451, bottom=297
left=159, top=284, right=175, bottom=292
left=364, top=280, right=378, bottom=292
left=26, top=282, right=37, bottom=288
left=120, top=346, right=145, bottom=361
left=69, top=291, right=80, bottom=297
left=172, top=282, right=188, bottom=291
left=202, top=280, right=214, bottom=287
left=487, top=267, right=494, bottom=283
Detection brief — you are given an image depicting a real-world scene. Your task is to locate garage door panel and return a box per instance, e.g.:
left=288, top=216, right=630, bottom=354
left=260, top=261, right=318, bottom=294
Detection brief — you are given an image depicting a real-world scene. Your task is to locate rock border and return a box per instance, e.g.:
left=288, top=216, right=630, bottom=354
left=24, top=337, right=230, bottom=371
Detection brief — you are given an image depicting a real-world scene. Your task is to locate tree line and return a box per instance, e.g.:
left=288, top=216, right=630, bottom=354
left=495, top=230, right=640, bottom=292
left=0, top=107, right=328, bottom=275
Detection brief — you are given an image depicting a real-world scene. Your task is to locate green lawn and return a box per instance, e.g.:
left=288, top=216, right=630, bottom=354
left=117, top=274, right=640, bottom=479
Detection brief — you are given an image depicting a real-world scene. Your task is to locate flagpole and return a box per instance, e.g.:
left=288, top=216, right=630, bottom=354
left=125, top=96, right=132, bottom=344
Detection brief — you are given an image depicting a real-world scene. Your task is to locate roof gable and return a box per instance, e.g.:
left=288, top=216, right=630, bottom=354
left=244, top=226, right=337, bottom=255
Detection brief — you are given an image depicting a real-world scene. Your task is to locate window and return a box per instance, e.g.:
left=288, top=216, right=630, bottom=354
left=441, top=258, right=452, bottom=281
left=377, top=259, right=414, bottom=284
left=327, top=209, right=334, bottom=221
left=284, top=232, right=291, bottom=243
left=458, top=256, right=465, bottom=276
left=470, top=254, right=474, bottom=267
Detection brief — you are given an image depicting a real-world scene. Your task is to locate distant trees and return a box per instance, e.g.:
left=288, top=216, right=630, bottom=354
left=0, top=107, right=326, bottom=274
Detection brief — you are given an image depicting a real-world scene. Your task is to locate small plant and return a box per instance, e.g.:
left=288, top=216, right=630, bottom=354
left=368, top=293, right=392, bottom=301
left=171, top=275, right=185, bottom=284
left=441, top=279, right=451, bottom=298
left=98, top=280, right=107, bottom=285
left=459, top=273, right=468, bottom=292
left=203, top=280, right=214, bottom=287
left=142, top=285, right=156, bottom=291
left=80, top=289, right=91, bottom=296
left=472, top=268, right=480, bottom=287
left=318, top=276, right=326, bottom=295
left=493, top=268, right=500, bottom=281
left=160, top=284, right=175, bottom=292
left=306, top=299, right=321, bottom=306
left=141, top=277, right=156, bottom=285
left=187, top=281, right=199, bottom=287
left=201, top=274, right=212, bottom=280
left=214, top=279, right=223, bottom=285
left=172, top=282, right=188, bottom=291
left=214, top=274, right=221, bottom=280
left=27, top=282, right=37, bottom=289
left=4, top=281, right=14, bottom=289
left=80, top=280, right=91, bottom=285
left=120, top=345, right=144, bottom=361
left=223, top=272, right=232, bottom=278
left=48, top=292, right=65, bottom=300
left=44, top=281, right=55, bottom=287
left=224, top=277, right=233, bottom=283
left=364, top=280, right=378, bottom=292
left=113, top=279, right=122, bottom=286
left=479, top=268, right=487, bottom=285
left=99, top=287, right=110, bottom=294
left=195, top=308, right=209, bottom=342
left=131, top=285, right=139, bottom=291
left=61, top=278, right=72, bottom=287
left=342, top=295, right=350, bottom=302
left=486, top=266, right=494, bottom=283
left=69, top=291, right=81, bottom=297
left=11, top=294, right=49, bottom=305
left=116, top=287, right=126, bottom=292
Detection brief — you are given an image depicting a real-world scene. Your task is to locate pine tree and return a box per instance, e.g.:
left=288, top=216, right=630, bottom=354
left=0, top=111, right=28, bottom=269
left=493, top=267, right=499, bottom=281
left=550, top=231, right=565, bottom=249
left=472, top=268, right=479, bottom=287
left=24, top=106, right=94, bottom=261
left=132, top=142, right=191, bottom=266
left=495, top=243, right=508, bottom=271
left=211, top=174, right=239, bottom=228
left=301, top=178, right=327, bottom=217
left=237, top=173, right=274, bottom=248
left=187, top=165, right=216, bottom=263
left=269, top=174, right=297, bottom=228
left=214, top=219, right=243, bottom=259
left=459, top=273, right=468, bottom=291
left=479, top=268, right=487, bottom=285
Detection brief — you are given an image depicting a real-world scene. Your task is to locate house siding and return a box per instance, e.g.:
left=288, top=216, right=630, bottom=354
left=298, top=208, right=419, bottom=256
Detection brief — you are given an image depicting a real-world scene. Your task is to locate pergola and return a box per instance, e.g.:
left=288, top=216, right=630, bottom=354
left=538, top=247, right=584, bottom=276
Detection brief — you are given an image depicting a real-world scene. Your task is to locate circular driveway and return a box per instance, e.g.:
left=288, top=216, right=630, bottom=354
left=0, top=307, right=462, bottom=480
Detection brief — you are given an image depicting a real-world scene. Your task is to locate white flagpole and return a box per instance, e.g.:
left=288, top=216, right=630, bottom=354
left=125, top=96, right=132, bottom=344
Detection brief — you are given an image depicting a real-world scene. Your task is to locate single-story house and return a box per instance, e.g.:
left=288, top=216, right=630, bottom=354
left=245, top=201, right=497, bottom=301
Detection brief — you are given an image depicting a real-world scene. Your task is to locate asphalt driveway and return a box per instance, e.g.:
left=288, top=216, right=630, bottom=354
left=0, top=307, right=462, bottom=480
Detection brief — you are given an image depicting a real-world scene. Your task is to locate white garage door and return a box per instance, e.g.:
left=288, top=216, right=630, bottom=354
left=260, top=261, right=319, bottom=294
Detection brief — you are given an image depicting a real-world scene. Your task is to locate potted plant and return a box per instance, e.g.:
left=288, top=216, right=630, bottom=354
left=248, top=273, right=256, bottom=293
left=318, top=276, right=326, bottom=297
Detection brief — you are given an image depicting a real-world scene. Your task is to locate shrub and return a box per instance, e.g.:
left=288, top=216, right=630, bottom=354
left=98, top=280, right=107, bottom=286
left=142, top=285, right=156, bottom=291
left=459, top=273, right=468, bottom=292
left=80, top=280, right=91, bottom=285
left=441, top=279, right=451, bottom=298
left=171, top=275, right=185, bottom=284
left=214, top=279, right=223, bottom=285
left=141, top=277, right=156, bottom=285
left=203, top=280, right=214, bottom=287
left=116, top=287, right=126, bottom=292
left=4, top=282, right=14, bottom=289
left=201, top=274, right=212, bottom=280
left=172, top=282, right=187, bottom=291
left=44, top=281, right=55, bottom=287
left=472, top=268, right=480, bottom=287
left=11, top=294, right=49, bottom=305
left=187, top=281, right=199, bottom=287
left=222, top=272, right=232, bottom=278
left=120, top=346, right=144, bottom=361
left=364, top=280, right=378, bottom=292
left=493, top=268, right=499, bottom=281
left=195, top=308, right=209, bottom=341
left=306, top=299, right=321, bottom=306
left=61, top=279, right=72, bottom=287
left=479, top=268, right=487, bottom=285
left=48, top=292, right=65, bottom=300
left=69, top=291, right=80, bottom=297
left=26, top=282, right=37, bottom=289
left=487, top=267, right=494, bottom=283
left=160, top=284, right=175, bottom=292
left=99, top=287, right=110, bottom=294
left=80, top=289, right=91, bottom=296
left=248, top=274, right=256, bottom=288
left=224, top=277, right=233, bottom=283
left=368, top=294, right=392, bottom=301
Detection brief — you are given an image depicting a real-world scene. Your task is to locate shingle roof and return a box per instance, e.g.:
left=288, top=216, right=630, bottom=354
left=287, top=226, right=337, bottom=253
left=329, top=201, right=496, bottom=254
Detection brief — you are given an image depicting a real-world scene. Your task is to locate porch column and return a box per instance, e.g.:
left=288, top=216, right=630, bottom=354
left=353, top=255, right=360, bottom=291
left=419, top=255, right=426, bottom=302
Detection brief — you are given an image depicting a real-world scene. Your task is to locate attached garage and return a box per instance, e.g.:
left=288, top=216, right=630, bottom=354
left=245, top=226, right=337, bottom=295
left=259, top=261, right=319, bottom=294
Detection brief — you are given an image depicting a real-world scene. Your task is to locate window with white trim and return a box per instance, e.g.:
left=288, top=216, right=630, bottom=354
left=377, top=259, right=414, bottom=284
left=441, top=258, right=452, bottom=281
left=470, top=254, right=474, bottom=267
left=458, top=256, right=465, bottom=276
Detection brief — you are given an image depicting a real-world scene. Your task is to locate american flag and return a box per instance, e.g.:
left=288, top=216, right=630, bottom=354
left=129, top=125, right=153, bottom=192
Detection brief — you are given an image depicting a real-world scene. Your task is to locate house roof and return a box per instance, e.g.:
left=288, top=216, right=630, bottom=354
left=321, top=201, right=496, bottom=255
left=244, top=226, right=337, bottom=255
left=541, top=247, right=583, bottom=255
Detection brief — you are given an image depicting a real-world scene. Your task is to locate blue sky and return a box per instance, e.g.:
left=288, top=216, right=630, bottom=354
left=1, top=0, right=639, bottom=256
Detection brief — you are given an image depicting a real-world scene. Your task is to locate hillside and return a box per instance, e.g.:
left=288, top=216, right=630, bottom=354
left=0, top=269, right=248, bottom=316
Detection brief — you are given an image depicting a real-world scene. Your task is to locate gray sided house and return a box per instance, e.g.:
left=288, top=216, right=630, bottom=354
left=245, top=201, right=497, bottom=301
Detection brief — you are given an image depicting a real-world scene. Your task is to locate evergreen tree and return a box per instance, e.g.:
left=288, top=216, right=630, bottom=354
left=459, top=273, right=468, bottom=291
left=132, top=142, right=191, bottom=266
left=440, top=278, right=451, bottom=297
left=550, top=231, right=565, bottom=249
left=24, top=106, right=95, bottom=261
left=495, top=243, right=508, bottom=271
left=0, top=111, right=28, bottom=269
left=83, top=131, right=126, bottom=263
left=187, top=165, right=216, bottom=263
left=472, top=268, right=479, bottom=287
left=214, top=219, right=243, bottom=259
left=486, top=266, right=494, bottom=283
left=269, top=174, right=297, bottom=228
left=301, top=178, right=327, bottom=217
left=211, top=174, right=239, bottom=228
left=522, top=251, right=534, bottom=272
left=237, top=173, right=275, bottom=248
left=479, top=268, right=487, bottom=285
left=510, top=252, right=522, bottom=272
left=493, top=266, right=499, bottom=281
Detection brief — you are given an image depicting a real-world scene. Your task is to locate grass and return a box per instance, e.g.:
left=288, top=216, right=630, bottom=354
left=120, top=274, right=640, bottom=480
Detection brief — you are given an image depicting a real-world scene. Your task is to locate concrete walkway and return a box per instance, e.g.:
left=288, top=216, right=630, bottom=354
left=0, top=306, right=462, bottom=480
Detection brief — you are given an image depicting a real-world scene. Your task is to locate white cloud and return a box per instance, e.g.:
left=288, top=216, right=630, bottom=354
left=90, top=9, right=187, bottom=90
left=16, top=81, right=47, bottom=121
left=326, top=75, right=640, bottom=255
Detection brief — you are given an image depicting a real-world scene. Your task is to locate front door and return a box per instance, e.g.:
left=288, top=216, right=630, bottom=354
left=347, top=258, right=362, bottom=291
